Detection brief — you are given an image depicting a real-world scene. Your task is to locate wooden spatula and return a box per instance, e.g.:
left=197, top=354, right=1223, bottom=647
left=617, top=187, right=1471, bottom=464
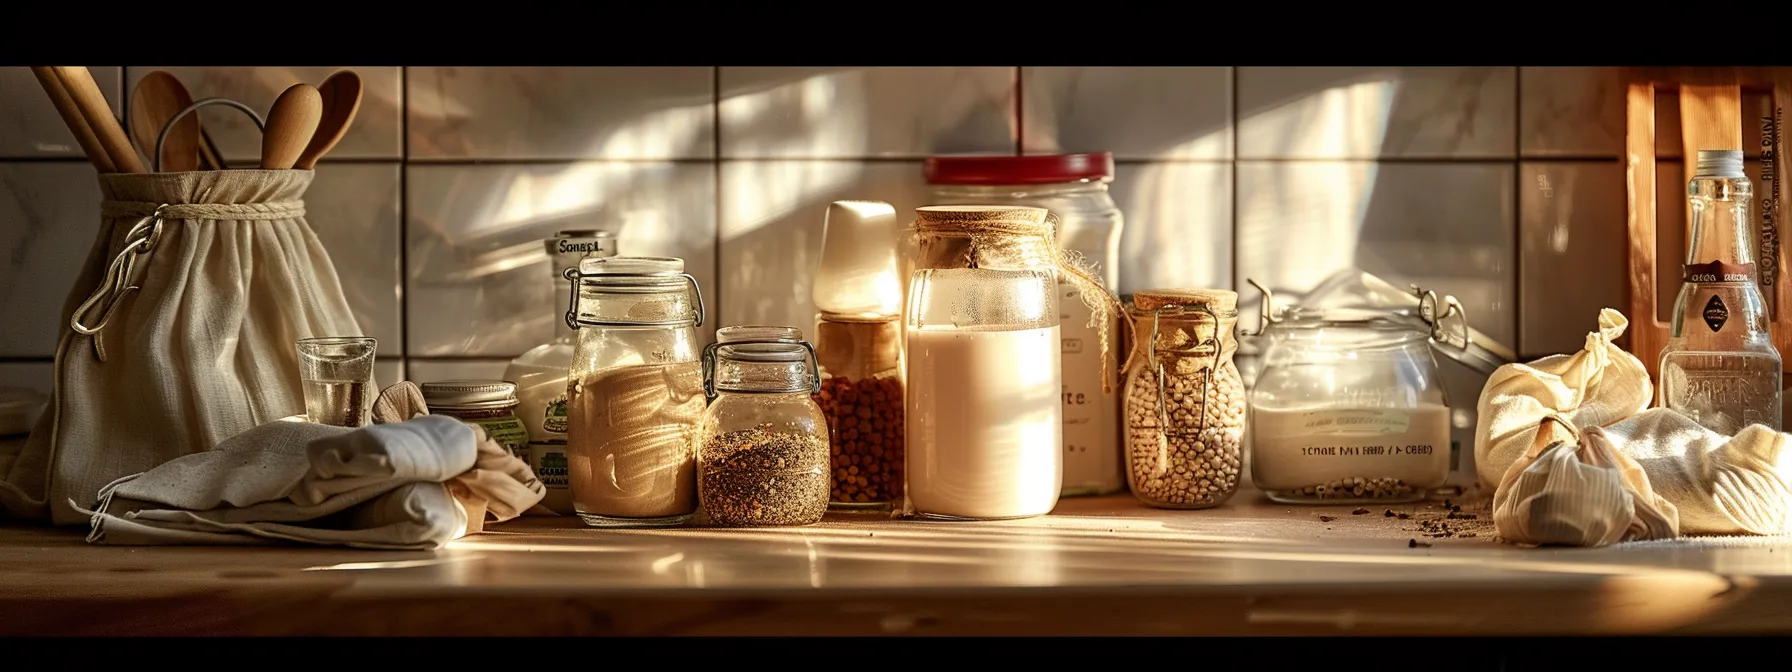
left=50, top=66, right=143, bottom=173
left=130, top=71, right=200, bottom=172
left=29, top=67, right=115, bottom=173
left=260, top=83, right=322, bottom=170
left=295, top=70, right=362, bottom=170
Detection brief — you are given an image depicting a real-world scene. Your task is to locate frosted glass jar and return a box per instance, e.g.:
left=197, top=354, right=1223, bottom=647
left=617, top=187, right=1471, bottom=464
left=1248, top=307, right=1452, bottom=505
left=904, top=205, right=1063, bottom=520
left=563, top=256, right=706, bottom=528
left=925, top=153, right=1123, bottom=497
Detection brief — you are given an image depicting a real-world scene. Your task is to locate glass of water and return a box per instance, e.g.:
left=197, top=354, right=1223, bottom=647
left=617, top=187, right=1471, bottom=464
left=296, top=336, right=377, bottom=427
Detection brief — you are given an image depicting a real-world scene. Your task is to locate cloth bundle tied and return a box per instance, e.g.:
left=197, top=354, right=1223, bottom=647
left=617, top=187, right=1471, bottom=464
left=1478, top=307, right=1792, bottom=546
left=76, top=381, right=545, bottom=550
left=909, top=205, right=1133, bottom=392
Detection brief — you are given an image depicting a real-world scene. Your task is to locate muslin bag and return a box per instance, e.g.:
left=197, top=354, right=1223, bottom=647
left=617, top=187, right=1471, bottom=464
left=1474, top=308, right=1653, bottom=491
left=1587, top=408, right=1792, bottom=536
left=0, top=170, right=365, bottom=525
left=1492, top=415, right=1680, bottom=546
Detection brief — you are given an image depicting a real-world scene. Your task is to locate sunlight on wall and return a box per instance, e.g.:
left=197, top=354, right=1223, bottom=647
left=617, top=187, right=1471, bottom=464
left=1245, top=79, right=1402, bottom=159
left=718, top=72, right=876, bottom=327
left=720, top=72, right=864, bottom=158
left=1118, top=161, right=1232, bottom=296
left=1534, top=169, right=1577, bottom=255
left=1236, top=80, right=1399, bottom=330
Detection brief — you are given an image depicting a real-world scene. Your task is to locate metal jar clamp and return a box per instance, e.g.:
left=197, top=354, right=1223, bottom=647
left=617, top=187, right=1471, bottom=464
left=562, top=268, right=706, bottom=331
left=1144, top=300, right=1227, bottom=436
left=701, top=338, right=822, bottom=401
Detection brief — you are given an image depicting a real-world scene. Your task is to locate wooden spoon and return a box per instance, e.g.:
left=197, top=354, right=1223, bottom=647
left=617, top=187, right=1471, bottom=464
left=51, top=66, right=143, bottom=173
left=129, top=71, right=200, bottom=172
left=295, top=70, right=362, bottom=170
left=260, top=83, right=322, bottom=170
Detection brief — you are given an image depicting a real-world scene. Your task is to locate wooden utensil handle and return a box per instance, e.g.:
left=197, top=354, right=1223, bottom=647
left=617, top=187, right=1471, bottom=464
left=30, top=67, right=115, bottom=173
left=51, top=66, right=144, bottom=173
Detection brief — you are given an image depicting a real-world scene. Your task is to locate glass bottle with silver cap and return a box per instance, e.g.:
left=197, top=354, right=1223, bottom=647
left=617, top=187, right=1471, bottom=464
left=505, top=230, right=617, bottom=515
left=563, top=256, right=707, bottom=528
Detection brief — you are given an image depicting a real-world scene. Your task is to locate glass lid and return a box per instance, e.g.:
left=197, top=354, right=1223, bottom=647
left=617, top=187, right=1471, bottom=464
left=1248, top=269, right=1515, bottom=374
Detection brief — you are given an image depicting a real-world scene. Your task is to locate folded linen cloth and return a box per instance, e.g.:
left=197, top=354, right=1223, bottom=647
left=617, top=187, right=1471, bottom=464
left=76, top=382, right=545, bottom=550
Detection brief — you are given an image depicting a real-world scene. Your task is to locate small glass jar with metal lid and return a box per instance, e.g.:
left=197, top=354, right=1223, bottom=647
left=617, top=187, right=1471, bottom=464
left=1246, top=271, right=1512, bottom=505
left=696, top=326, right=830, bottom=527
left=1121, top=289, right=1245, bottom=509
left=925, top=153, right=1126, bottom=498
left=420, top=380, right=530, bottom=461
left=563, top=256, right=707, bottom=528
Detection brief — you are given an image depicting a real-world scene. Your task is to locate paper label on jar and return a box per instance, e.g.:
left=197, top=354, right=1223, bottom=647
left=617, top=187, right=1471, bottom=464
left=1248, top=405, right=1452, bottom=491
left=1292, top=408, right=1412, bottom=435
left=1059, top=281, right=1122, bottom=494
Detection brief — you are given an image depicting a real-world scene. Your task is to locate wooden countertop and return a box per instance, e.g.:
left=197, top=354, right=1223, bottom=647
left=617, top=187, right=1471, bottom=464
left=3, top=489, right=1791, bottom=636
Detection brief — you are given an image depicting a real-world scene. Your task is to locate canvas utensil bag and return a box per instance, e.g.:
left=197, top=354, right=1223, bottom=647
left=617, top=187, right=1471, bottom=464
left=0, top=170, right=366, bottom=525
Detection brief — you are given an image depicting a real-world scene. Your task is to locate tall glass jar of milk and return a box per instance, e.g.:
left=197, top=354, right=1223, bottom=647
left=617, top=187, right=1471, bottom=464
left=903, top=205, right=1072, bottom=520
left=925, top=154, right=1125, bottom=497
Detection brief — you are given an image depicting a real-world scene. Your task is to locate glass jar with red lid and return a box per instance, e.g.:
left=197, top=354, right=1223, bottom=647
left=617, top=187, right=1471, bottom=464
left=924, top=152, right=1125, bottom=498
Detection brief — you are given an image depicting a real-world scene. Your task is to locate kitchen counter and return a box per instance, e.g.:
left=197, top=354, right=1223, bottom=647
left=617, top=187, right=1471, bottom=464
left=2, top=489, right=1790, bottom=636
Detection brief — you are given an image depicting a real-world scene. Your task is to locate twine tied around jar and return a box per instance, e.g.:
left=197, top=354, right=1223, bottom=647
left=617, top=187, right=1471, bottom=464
left=910, top=205, right=1136, bottom=393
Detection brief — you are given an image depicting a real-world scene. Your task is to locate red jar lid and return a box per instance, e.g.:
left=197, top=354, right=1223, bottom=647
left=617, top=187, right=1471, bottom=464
left=924, top=152, right=1114, bottom=185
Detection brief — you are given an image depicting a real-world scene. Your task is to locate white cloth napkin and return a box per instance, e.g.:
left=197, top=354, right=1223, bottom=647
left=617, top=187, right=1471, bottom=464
left=75, top=382, right=545, bottom=550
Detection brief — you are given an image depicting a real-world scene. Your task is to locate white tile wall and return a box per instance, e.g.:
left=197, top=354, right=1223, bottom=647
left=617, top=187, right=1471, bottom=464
left=2, top=65, right=1781, bottom=386
left=1237, top=67, right=1516, bottom=160
left=718, top=67, right=1016, bottom=158
left=406, top=162, right=717, bottom=357
left=1021, top=67, right=1232, bottom=160
left=407, top=67, right=714, bottom=160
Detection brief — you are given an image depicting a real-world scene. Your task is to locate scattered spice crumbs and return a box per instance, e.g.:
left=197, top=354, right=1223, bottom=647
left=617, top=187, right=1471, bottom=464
left=1352, top=508, right=1371, bottom=515
left=1317, top=515, right=1337, bottom=522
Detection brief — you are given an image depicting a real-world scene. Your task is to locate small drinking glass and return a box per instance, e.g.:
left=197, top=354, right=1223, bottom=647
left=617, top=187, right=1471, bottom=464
left=296, top=336, right=377, bottom=427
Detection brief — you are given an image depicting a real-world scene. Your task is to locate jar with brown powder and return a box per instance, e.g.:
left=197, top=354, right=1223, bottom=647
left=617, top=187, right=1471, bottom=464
left=563, top=256, right=708, bottom=528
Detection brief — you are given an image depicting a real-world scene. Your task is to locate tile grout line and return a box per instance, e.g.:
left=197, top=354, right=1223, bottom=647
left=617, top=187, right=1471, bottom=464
left=1512, top=65, right=1526, bottom=354
left=399, top=66, right=410, bottom=382
left=1231, top=66, right=1241, bottom=298
left=713, top=66, right=723, bottom=335
left=1018, top=65, right=1028, bottom=155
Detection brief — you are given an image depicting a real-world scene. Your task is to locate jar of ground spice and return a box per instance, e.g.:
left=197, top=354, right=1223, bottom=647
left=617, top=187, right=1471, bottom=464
left=1121, top=289, right=1245, bottom=509
left=696, top=326, right=830, bottom=527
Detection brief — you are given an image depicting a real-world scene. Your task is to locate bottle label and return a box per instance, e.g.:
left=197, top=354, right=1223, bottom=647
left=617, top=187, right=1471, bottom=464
left=1683, top=261, right=1757, bottom=284
left=1704, top=295, right=1730, bottom=332
left=530, top=441, right=569, bottom=489
left=543, top=395, right=569, bottom=434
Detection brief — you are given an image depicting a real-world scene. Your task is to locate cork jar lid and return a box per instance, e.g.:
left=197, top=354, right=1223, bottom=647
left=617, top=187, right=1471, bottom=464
left=912, top=205, right=1050, bottom=233
left=1132, top=289, right=1238, bottom=313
